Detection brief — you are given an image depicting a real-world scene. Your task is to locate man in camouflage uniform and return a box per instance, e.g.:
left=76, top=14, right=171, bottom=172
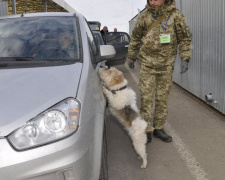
left=127, top=0, right=192, bottom=143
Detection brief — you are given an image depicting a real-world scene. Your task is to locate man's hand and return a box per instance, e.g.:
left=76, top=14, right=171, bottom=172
left=180, top=60, right=189, bottom=74
left=128, top=61, right=135, bottom=69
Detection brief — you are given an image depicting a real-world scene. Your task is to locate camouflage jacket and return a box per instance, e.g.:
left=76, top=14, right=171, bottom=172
left=128, top=0, right=192, bottom=68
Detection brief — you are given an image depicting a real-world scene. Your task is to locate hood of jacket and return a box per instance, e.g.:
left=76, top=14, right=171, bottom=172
left=146, top=0, right=176, bottom=16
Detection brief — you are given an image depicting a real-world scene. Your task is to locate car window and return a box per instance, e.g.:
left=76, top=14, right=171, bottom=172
left=88, top=22, right=101, bottom=31
left=84, top=19, right=98, bottom=68
left=84, top=20, right=98, bottom=55
left=106, top=32, right=130, bottom=45
left=123, top=33, right=130, bottom=43
left=0, top=16, right=80, bottom=62
left=93, top=31, right=104, bottom=45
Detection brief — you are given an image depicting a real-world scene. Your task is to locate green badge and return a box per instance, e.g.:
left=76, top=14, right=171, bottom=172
left=160, top=34, right=171, bottom=44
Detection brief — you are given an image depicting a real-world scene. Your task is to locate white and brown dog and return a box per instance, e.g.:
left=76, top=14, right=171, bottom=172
left=99, top=67, right=148, bottom=168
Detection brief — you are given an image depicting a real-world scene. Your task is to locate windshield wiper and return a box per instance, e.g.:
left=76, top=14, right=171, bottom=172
left=0, top=57, right=35, bottom=61
left=14, top=57, right=35, bottom=61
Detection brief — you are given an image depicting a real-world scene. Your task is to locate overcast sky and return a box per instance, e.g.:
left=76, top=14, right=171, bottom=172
left=64, top=0, right=147, bottom=33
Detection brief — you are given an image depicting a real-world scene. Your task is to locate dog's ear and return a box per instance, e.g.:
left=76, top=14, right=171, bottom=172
left=115, top=75, right=121, bottom=82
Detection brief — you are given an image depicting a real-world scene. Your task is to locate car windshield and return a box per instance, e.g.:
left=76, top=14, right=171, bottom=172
left=0, top=16, right=80, bottom=62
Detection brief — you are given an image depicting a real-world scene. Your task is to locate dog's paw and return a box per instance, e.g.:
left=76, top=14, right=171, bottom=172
left=141, top=159, right=147, bottom=169
left=141, top=164, right=147, bottom=169
left=102, top=86, right=107, bottom=94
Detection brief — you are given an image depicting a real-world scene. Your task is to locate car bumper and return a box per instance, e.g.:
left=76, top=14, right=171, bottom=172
left=0, top=115, right=103, bottom=180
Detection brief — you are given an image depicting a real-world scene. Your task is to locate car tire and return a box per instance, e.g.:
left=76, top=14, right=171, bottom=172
left=99, top=124, right=108, bottom=180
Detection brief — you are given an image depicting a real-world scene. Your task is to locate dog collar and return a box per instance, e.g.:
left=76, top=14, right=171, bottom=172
left=104, top=85, right=127, bottom=94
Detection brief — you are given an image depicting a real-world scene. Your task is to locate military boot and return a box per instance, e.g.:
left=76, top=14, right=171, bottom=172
left=146, top=132, right=152, bottom=144
left=153, top=129, right=172, bottom=142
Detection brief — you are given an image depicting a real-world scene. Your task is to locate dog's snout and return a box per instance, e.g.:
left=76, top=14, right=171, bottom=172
left=100, top=65, right=109, bottom=70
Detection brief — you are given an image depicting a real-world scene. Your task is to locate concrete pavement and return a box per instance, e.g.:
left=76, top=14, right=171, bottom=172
left=106, top=62, right=225, bottom=180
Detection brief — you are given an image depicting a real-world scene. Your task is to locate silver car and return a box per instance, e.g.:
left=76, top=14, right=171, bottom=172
left=0, top=12, right=116, bottom=180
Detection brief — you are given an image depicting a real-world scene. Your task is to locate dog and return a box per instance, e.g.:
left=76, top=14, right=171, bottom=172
left=99, top=67, right=148, bottom=168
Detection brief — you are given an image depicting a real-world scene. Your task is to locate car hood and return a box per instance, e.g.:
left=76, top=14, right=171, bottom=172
left=0, top=63, right=82, bottom=137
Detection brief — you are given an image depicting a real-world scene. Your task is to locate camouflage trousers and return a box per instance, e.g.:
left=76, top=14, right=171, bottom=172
left=139, top=64, right=174, bottom=131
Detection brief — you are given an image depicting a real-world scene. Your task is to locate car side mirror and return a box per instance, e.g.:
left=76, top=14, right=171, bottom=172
left=99, top=45, right=116, bottom=61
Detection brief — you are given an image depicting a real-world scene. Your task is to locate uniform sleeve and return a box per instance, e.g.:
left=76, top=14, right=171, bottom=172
left=174, top=10, right=192, bottom=61
left=127, top=15, right=146, bottom=62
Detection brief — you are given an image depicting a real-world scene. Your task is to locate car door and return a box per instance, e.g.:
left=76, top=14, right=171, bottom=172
left=105, top=32, right=130, bottom=66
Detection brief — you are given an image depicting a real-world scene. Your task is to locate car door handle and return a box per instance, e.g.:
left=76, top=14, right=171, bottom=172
left=125, top=45, right=129, bottom=48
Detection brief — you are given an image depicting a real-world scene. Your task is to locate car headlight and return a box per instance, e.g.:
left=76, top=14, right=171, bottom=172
left=8, top=98, right=80, bottom=151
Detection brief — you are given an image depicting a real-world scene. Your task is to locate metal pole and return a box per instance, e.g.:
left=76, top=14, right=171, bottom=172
left=12, top=0, right=16, bottom=14
left=44, top=0, right=47, bottom=12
